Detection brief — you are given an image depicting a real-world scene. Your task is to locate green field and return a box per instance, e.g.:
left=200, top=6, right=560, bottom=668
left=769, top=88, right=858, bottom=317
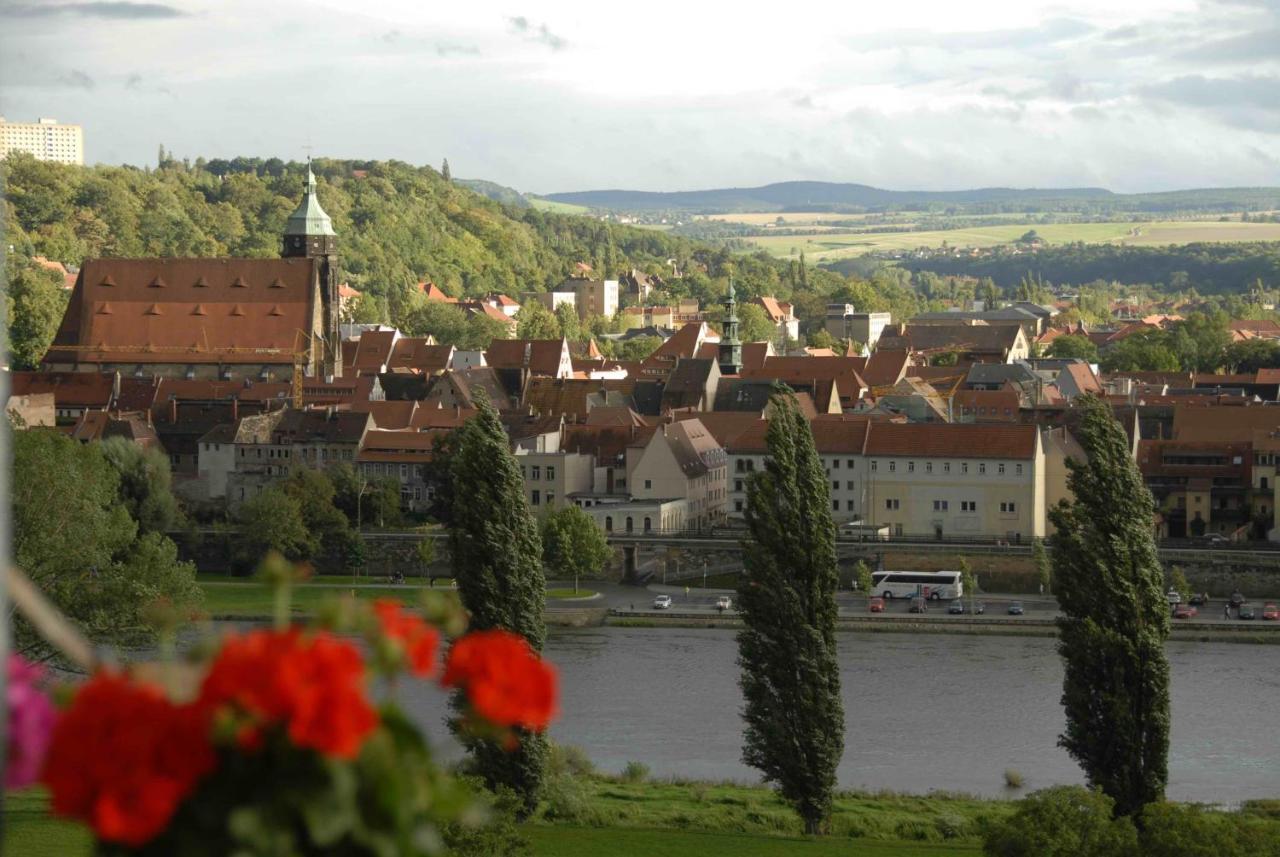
left=741, top=220, right=1280, bottom=260
left=528, top=196, right=592, bottom=215
left=527, top=827, right=979, bottom=856
left=194, top=574, right=434, bottom=617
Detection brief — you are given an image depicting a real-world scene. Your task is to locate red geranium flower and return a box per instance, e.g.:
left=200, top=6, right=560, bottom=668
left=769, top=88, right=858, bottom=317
left=41, top=673, right=215, bottom=847
left=441, top=630, right=557, bottom=731
left=372, top=599, right=441, bottom=677
left=200, top=628, right=377, bottom=759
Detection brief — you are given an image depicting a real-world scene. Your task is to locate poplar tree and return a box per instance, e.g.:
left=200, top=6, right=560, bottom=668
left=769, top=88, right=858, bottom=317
left=736, top=390, right=844, bottom=835
left=449, top=392, right=548, bottom=814
left=441, top=158, right=452, bottom=182
left=1050, top=396, right=1170, bottom=819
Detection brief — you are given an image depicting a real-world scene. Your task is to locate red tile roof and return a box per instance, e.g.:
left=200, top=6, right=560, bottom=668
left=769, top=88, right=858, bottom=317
left=864, top=422, right=1038, bottom=459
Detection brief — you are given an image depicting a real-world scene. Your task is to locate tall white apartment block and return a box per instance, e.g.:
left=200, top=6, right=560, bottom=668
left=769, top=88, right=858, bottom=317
left=0, top=117, right=84, bottom=165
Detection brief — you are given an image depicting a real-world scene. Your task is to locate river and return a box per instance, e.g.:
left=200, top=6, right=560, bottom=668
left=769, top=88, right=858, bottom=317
left=394, top=628, right=1280, bottom=803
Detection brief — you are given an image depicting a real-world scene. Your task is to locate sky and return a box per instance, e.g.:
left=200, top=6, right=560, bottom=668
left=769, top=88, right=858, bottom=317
left=1, top=0, right=1278, bottom=194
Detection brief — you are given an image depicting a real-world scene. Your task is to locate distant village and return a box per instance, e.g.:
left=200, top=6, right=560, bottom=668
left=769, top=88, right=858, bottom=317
left=9, top=170, right=1279, bottom=547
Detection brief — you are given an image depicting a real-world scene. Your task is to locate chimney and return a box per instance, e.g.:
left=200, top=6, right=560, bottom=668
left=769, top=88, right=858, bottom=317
left=232, top=397, right=239, bottom=422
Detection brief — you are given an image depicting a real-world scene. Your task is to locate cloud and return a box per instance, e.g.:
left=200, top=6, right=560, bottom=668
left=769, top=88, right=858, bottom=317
left=1177, top=28, right=1280, bottom=64
left=1142, top=74, right=1280, bottom=131
left=853, top=17, right=1095, bottom=52
left=791, top=94, right=816, bottom=109
left=0, top=1, right=186, bottom=19
left=59, top=69, right=95, bottom=88
left=506, top=15, right=567, bottom=51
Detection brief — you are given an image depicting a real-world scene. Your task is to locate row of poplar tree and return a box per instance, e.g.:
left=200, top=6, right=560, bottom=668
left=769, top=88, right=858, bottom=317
left=446, top=388, right=1172, bottom=833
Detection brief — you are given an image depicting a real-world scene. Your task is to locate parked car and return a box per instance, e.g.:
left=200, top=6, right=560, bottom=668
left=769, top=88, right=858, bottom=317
left=1238, top=604, right=1256, bottom=620
left=715, top=595, right=732, bottom=612
left=1166, top=588, right=1182, bottom=606
left=909, top=597, right=928, bottom=614
left=1173, top=604, right=1198, bottom=619
left=1198, top=533, right=1229, bottom=546
left=1263, top=603, right=1279, bottom=621
left=1229, top=591, right=1247, bottom=607
left=1189, top=592, right=1209, bottom=606
left=948, top=599, right=965, bottom=615
left=868, top=597, right=886, bottom=613
left=1007, top=602, right=1025, bottom=616
left=973, top=602, right=986, bottom=615
left=652, top=595, right=672, bottom=610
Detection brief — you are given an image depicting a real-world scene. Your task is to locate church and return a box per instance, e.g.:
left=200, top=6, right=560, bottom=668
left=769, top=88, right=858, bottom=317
left=41, top=163, right=343, bottom=381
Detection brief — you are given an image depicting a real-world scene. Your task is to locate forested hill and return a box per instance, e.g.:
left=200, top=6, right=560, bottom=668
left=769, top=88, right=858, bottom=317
left=1, top=153, right=709, bottom=319
left=543, top=181, right=1280, bottom=215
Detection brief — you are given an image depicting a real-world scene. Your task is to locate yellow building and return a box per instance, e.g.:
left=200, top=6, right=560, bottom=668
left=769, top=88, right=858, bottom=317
left=0, top=116, right=83, bottom=164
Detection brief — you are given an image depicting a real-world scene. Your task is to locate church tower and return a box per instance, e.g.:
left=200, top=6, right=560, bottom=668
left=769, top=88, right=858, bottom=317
left=283, top=160, right=341, bottom=377
left=718, top=278, right=743, bottom=376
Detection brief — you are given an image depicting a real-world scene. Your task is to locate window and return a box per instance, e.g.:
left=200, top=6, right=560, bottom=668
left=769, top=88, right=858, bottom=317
left=546, top=491, right=555, bottom=506
left=998, top=463, right=1006, bottom=475
left=735, top=500, right=744, bottom=512
left=547, top=466, right=556, bottom=481
left=978, top=463, right=986, bottom=475
left=735, top=479, right=743, bottom=492
left=894, top=524, right=904, bottom=536
left=847, top=459, right=855, bottom=468
left=1015, top=463, right=1023, bottom=476
left=961, top=463, right=969, bottom=474
left=933, top=500, right=948, bottom=511
left=833, top=459, right=841, bottom=469
left=871, top=460, right=878, bottom=472
left=847, top=500, right=856, bottom=511
left=832, top=481, right=840, bottom=492
left=1000, top=501, right=1017, bottom=513
left=626, top=517, right=634, bottom=533
left=908, top=462, right=915, bottom=473
left=643, top=517, right=652, bottom=533
left=531, top=490, right=540, bottom=506
left=531, top=465, right=541, bottom=480
left=961, top=501, right=976, bottom=512
left=644, top=479, right=652, bottom=490
left=944, top=462, right=951, bottom=473
left=888, top=461, right=896, bottom=472
left=885, top=498, right=900, bottom=510
left=925, top=462, right=933, bottom=474
left=400, top=464, right=407, bottom=478
left=846, top=481, right=854, bottom=490
left=833, top=500, right=840, bottom=511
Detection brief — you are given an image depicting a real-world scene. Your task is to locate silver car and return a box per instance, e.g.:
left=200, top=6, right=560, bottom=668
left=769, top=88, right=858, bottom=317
left=652, top=595, right=673, bottom=610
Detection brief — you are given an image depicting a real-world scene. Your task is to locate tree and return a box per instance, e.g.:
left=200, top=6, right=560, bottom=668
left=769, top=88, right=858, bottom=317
left=515, top=301, right=560, bottom=340
left=735, top=303, right=777, bottom=344
left=441, top=158, right=451, bottom=182
left=1167, top=566, right=1191, bottom=601
left=403, top=301, right=469, bottom=346
left=958, top=557, right=977, bottom=611
left=554, top=302, right=580, bottom=343
left=736, top=390, right=844, bottom=834
left=1032, top=539, right=1052, bottom=595
left=5, top=260, right=68, bottom=370
left=449, top=393, right=548, bottom=814
left=541, top=506, right=611, bottom=593
left=982, top=786, right=1139, bottom=857
left=931, top=350, right=959, bottom=367
left=1049, top=396, right=1171, bottom=818
left=11, top=430, right=200, bottom=661
left=853, top=559, right=873, bottom=594
left=1100, top=330, right=1181, bottom=373
left=236, top=487, right=311, bottom=568
left=1225, top=338, right=1280, bottom=373
left=99, top=437, right=181, bottom=534
left=1047, top=335, right=1099, bottom=363
left=280, top=467, right=352, bottom=557
left=612, top=335, right=663, bottom=362
left=807, top=329, right=836, bottom=351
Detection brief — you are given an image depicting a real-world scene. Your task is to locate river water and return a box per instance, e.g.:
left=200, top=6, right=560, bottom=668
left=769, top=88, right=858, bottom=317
left=395, top=628, right=1280, bottom=803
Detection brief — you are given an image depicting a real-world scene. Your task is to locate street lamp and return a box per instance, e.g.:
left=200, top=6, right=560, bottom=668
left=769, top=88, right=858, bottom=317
left=703, top=558, right=708, bottom=591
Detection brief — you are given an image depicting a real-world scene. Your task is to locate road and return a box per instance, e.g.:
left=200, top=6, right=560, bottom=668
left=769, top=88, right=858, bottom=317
left=570, top=580, right=1280, bottom=629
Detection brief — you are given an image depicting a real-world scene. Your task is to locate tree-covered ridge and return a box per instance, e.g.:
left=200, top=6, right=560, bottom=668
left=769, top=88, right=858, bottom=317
left=895, top=241, right=1280, bottom=294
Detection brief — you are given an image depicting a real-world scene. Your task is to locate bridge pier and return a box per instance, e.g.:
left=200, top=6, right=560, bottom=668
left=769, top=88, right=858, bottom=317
left=622, top=545, right=640, bottom=585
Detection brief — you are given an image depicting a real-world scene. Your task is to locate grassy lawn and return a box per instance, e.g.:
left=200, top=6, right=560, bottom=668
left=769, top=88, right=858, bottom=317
left=196, top=576, right=433, bottom=617
left=528, top=826, right=980, bottom=856
left=547, top=588, right=600, bottom=599
left=3, top=791, right=91, bottom=857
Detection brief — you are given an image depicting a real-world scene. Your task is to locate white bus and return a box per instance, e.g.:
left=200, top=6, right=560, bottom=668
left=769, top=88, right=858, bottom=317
left=870, top=570, right=963, bottom=601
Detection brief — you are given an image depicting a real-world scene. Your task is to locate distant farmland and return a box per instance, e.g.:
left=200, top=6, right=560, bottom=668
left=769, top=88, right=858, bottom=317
left=737, top=220, right=1280, bottom=260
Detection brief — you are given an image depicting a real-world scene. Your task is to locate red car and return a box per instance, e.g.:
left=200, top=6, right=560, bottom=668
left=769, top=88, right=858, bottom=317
left=868, top=597, right=886, bottom=613
left=1263, top=603, right=1279, bottom=621
left=1173, top=604, right=1197, bottom=619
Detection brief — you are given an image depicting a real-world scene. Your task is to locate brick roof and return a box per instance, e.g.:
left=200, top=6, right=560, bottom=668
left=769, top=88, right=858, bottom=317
left=864, top=422, right=1038, bottom=459
left=485, top=339, right=567, bottom=376
left=46, top=258, right=317, bottom=365
left=8, top=370, right=115, bottom=407
left=1172, top=404, right=1280, bottom=442
left=387, top=339, right=452, bottom=374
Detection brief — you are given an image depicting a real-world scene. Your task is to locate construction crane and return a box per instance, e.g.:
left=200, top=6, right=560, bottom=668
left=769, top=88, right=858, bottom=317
left=291, top=328, right=310, bottom=409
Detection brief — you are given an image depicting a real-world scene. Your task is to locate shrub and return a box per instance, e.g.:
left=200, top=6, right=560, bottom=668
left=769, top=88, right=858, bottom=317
left=894, top=819, right=933, bottom=841
left=443, top=785, right=530, bottom=857
left=540, top=776, right=590, bottom=823
left=548, top=742, right=596, bottom=778
left=982, top=786, right=1138, bottom=857
left=1140, top=802, right=1280, bottom=857
left=620, top=760, right=651, bottom=783
left=934, top=813, right=968, bottom=839
left=1003, top=769, right=1025, bottom=789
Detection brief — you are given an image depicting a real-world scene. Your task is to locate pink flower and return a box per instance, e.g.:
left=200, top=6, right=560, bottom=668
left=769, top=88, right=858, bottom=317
left=6, top=655, right=57, bottom=790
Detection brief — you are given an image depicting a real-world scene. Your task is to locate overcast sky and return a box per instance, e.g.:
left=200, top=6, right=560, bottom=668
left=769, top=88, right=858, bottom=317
left=1, top=0, right=1278, bottom=194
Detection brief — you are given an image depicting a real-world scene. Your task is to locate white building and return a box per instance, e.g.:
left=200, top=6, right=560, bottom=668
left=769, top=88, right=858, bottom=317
left=0, top=117, right=83, bottom=164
